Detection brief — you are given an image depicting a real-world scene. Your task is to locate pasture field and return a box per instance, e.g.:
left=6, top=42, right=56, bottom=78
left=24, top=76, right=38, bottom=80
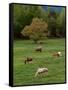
left=13, top=38, right=66, bottom=86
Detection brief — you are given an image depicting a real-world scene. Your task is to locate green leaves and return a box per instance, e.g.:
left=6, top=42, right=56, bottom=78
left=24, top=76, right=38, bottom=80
left=13, top=4, right=65, bottom=39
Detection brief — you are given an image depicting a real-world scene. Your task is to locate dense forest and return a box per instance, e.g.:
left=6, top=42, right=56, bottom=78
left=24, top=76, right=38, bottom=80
left=13, top=4, right=66, bottom=39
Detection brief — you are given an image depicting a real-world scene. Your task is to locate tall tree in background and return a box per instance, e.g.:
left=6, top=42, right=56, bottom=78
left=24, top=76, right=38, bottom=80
left=56, top=8, right=65, bottom=37
left=21, top=18, right=48, bottom=43
left=47, top=7, right=65, bottom=37
left=47, top=9, right=58, bottom=37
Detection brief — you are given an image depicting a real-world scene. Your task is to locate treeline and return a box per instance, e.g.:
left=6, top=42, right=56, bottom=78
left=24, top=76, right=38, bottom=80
left=13, top=4, right=66, bottom=39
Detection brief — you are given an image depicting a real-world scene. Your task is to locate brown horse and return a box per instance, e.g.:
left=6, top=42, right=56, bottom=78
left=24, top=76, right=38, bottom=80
left=24, top=57, right=33, bottom=64
left=53, top=52, right=62, bottom=57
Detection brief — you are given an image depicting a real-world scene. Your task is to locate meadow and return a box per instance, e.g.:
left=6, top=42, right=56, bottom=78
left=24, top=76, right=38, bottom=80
left=13, top=38, right=66, bottom=86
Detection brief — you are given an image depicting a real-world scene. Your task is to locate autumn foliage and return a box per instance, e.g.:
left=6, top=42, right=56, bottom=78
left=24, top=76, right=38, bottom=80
left=21, top=18, right=48, bottom=43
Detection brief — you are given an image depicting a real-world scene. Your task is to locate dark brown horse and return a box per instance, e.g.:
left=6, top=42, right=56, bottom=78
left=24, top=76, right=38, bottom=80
left=24, top=57, right=33, bottom=64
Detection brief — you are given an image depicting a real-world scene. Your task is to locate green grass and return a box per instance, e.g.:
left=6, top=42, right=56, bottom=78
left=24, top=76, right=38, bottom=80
left=13, top=38, right=66, bottom=86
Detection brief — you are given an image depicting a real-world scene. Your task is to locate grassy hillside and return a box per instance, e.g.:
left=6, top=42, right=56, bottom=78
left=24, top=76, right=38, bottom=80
left=13, top=38, right=66, bottom=86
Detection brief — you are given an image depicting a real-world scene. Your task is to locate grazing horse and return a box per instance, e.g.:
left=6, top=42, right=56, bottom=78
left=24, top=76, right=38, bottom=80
left=35, top=46, right=42, bottom=52
left=35, top=68, right=48, bottom=77
left=24, top=57, right=33, bottom=64
left=53, top=51, right=62, bottom=57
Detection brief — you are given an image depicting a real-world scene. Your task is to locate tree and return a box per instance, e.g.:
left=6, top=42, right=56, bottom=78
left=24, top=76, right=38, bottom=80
left=56, top=8, right=66, bottom=37
left=21, top=18, right=48, bottom=43
left=47, top=10, right=58, bottom=37
left=47, top=7, right=66, bottom=37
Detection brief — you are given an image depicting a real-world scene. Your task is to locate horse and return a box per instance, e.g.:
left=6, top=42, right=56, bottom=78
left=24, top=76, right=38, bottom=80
left=35, top=46, right=42, bottom=52
left=24, top=57, right=33, bottom=64
left=35, top=67, right=48, bottom=77
left=53, top=51, right=62, bottom=57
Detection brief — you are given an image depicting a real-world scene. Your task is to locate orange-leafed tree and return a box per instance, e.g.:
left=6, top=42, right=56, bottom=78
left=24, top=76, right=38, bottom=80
left=21, top=18, right=48, bottom=43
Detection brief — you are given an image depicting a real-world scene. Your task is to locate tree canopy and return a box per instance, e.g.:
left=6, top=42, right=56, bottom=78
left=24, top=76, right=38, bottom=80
left=21, top=18, right=48, bottom=43
left=13, top=4, right=66, bottom=39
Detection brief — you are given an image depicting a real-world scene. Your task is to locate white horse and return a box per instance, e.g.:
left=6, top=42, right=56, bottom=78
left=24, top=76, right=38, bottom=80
left=35, top=68, right=48, bottom=77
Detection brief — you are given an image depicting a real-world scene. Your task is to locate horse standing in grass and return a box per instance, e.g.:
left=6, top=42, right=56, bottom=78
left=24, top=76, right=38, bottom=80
left=53, top=51, right=62, bottom=57
left=24, top=57, right=33, bottom=64
left=35, top=46, right=42, bottom=52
